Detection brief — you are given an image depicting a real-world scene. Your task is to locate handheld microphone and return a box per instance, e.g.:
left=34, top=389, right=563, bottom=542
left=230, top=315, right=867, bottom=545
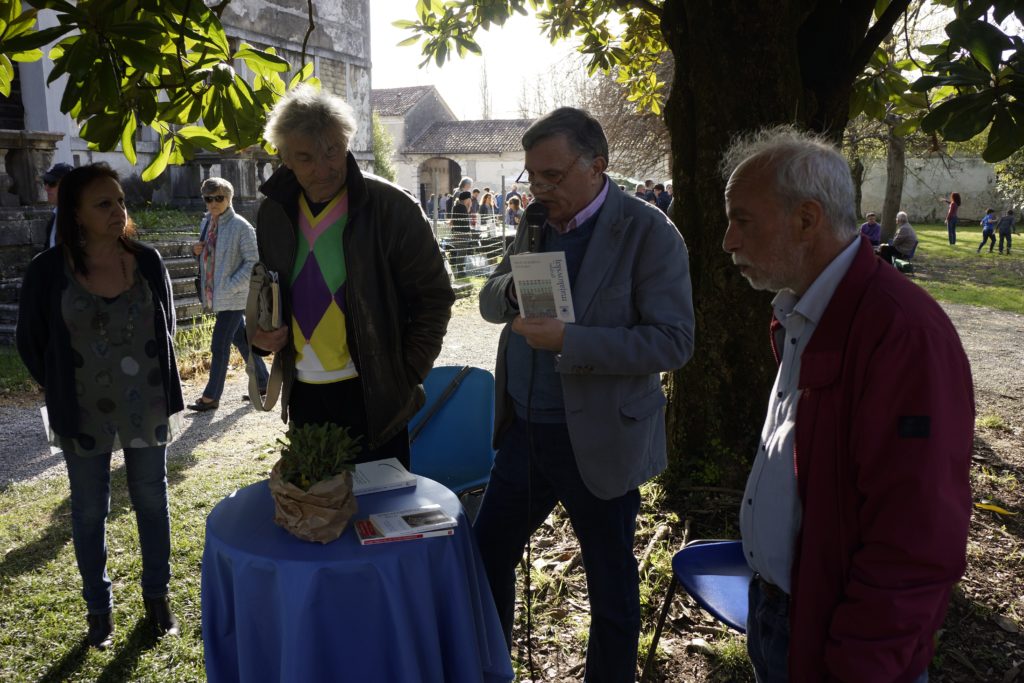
left=522, top=202, right=548, bottom=253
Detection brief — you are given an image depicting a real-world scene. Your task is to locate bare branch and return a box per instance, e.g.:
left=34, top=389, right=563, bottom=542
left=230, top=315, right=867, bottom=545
left=301, top=0, right=315, bottom=70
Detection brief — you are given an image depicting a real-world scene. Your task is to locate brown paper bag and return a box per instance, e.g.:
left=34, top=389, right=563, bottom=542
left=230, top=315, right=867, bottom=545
left=269, top=460, right=358, bottom=543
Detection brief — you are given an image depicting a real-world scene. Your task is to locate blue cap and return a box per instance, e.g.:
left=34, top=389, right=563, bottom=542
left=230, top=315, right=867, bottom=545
left=42, top=163, right=74, bottom=184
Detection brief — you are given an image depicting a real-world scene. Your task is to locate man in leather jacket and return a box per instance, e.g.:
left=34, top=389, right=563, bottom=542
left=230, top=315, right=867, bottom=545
left=252, top=85, right=454, bottom=468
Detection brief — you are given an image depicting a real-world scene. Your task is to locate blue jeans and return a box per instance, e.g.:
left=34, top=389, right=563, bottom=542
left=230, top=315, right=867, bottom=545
left=63, top=446, right=171, bottom=614
left=746, top=576, right=929, bottom=682
left=474, top=418, right=642, bottom=683
left=978, top=230, right=996, bottom=252
left=203, top=309, right=267, bottom=401
left=947, top=217, right=958, bottom=244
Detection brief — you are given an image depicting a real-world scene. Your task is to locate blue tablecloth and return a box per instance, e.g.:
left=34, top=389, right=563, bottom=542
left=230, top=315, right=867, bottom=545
left=201, top=476, right=513, bottom=683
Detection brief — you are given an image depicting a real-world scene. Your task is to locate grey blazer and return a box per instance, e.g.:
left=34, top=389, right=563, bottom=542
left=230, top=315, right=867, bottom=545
left=479, top=180, right=695, bottom=499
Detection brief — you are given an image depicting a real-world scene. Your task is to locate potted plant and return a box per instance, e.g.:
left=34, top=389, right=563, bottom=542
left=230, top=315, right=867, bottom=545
left=268, top=422, right=362, bottom=543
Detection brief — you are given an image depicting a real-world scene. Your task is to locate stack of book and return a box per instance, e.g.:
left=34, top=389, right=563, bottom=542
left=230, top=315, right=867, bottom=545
left=354, top=504, right=458, bottom=545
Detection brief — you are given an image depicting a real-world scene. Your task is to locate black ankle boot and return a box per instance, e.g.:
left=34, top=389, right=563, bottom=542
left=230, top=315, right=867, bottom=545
left=86, top=612, right=114, bottom=649
left=143, top=596, right=180, bottom=636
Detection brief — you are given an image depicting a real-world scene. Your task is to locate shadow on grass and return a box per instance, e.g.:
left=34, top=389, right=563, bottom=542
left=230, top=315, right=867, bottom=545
left=36, top=617, right=163, bottom=683
left=95, top=618, right=161, bottom=683
left=37, top=638, right=90, bottom=683
left=0, top=403, right=257, bottom=583
left=932, top=591, right=1019, bottom=683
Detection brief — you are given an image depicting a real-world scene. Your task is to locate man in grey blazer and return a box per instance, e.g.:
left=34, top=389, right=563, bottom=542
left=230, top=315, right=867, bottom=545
left=476, top=107, right=695, bottom=682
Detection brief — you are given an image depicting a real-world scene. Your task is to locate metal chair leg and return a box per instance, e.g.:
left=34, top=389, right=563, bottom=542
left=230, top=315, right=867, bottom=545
left=640, top=574, right=678, bottom=683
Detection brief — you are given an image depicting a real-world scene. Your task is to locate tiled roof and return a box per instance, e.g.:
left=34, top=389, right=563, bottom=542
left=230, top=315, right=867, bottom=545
left=370, top=86, right=435, bottom=116
left=405, top=119, right=534, bottom=154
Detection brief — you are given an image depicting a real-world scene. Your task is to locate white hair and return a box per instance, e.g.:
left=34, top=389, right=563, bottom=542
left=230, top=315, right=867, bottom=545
left=264, top=84, right=357, bottom=157
left=200, top=176, right=233, bottom=200
left=722, top=125, right=858, bottom=240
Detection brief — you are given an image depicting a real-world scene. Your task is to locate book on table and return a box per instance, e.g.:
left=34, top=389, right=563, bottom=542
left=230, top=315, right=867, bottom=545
left=354, top=504, right=458, bottom=545
left=508, top=251, right=576, bottom=322
left=352, top=457, right=416, bottom=496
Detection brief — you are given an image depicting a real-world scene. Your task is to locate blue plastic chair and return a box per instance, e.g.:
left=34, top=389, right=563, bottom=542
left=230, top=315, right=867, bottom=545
left=408, top=365, right=496, bottom=498
left=640, top=540, right=752, bottom=681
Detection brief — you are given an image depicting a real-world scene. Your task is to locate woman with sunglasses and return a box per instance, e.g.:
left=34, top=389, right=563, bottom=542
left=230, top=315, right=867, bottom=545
left=189, top=177, right=268, bottom=411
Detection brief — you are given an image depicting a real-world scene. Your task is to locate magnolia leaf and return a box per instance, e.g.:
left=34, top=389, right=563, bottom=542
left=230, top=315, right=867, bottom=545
left=983, top=106, right=1024, bottom=163
left=0, top=56, right=11, bottom=97
left=121, top=112, right=137, bottom=165
left=974, top=501, right=1017, bottom=516
left=921, top=94, right=994, bottom=140
left=233, top=45, right=290, bottom=72
left=947, top=19, right=1011, bottom=74
left=141, top=136, right=172, bottom=182
left=288, top=61, right=314, bottom=89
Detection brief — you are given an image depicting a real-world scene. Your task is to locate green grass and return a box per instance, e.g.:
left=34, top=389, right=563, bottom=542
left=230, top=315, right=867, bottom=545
left=130, top=206, right=201, bottom=237
left=0, top=443, right=275, bottom=682
left=0, top=347, right=35, bottom=393
left=976, top=413, right=1008, bottom=431
left=912, top=223, right=1024, bottom=315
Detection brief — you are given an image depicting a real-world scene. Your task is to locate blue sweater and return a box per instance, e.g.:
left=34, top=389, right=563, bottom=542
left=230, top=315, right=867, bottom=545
left=506, top=213, right=598, bottom=422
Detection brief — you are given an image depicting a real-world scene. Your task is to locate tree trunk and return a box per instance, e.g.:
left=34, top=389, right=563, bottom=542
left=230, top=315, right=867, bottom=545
left=659, top=0, right=904, bottom=491
left=851, top=157, right=865, bottom=218
left=880, top=122, right=906, bottom=242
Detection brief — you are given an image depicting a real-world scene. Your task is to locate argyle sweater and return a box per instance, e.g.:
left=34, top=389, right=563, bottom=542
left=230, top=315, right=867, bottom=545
left=289, top=191, right=358, bottom=383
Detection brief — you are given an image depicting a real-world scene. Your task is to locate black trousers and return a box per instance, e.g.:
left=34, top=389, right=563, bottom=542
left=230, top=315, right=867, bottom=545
left=878, top=244, right=905, bottom=265
left=288, top=378, right=411, bottom=469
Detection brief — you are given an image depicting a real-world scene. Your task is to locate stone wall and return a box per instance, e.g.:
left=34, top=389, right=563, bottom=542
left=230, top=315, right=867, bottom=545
left=860, top=156, right=1001, bottom=224
left=0, top=206, right=51, bottom=279
left=221, top=0, right=372, bottom=160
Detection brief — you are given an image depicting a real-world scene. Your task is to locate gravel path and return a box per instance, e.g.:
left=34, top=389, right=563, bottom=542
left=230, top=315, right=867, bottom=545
left=1, top=297, right=1019, bottom=488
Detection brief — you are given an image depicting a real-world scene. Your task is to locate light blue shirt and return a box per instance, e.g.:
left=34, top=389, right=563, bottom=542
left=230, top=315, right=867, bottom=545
left=739, top=236, right=860, bottom=593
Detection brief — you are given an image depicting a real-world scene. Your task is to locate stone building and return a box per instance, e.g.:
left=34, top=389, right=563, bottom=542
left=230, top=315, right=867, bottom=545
left=0, top=1, right=373, bottom=340
left=372, top=86, right=532, bottom=205
left=1, top=0, right=372, bottom=222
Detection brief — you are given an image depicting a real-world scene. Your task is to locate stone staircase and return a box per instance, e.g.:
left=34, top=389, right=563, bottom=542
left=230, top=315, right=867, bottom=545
left=0, top=219, right=473, bottom=344
left=0, top=234, right=205, bottom=345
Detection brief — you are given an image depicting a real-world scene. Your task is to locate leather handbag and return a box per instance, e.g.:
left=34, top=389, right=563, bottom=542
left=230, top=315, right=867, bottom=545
left=245, top=262, right=284, bottom=412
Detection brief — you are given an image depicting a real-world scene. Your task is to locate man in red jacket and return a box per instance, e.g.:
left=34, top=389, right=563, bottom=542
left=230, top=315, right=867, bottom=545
left=721, top=126, right=974, bottom=683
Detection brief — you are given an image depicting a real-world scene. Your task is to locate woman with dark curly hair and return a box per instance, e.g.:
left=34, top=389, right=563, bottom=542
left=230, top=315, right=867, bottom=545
left=16, top=163, right=182, bottom=649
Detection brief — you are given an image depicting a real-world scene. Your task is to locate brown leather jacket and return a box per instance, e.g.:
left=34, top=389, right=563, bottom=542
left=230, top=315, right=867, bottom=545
left=255, top=155, right=454, bottom=448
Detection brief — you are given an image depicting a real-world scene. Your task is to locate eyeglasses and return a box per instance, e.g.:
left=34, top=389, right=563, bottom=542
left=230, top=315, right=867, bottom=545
left=203, top=195, right=226, bottom=203
left=515, top=154, right=583, bottom=194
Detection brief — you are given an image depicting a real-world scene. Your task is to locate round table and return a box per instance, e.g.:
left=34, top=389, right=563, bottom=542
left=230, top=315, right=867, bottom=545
left=201, top=476, right=513, bottom=683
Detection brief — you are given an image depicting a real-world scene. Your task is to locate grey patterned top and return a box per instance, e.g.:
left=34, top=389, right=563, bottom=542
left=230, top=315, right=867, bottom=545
left=58, top=259, right=171, bottom=457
